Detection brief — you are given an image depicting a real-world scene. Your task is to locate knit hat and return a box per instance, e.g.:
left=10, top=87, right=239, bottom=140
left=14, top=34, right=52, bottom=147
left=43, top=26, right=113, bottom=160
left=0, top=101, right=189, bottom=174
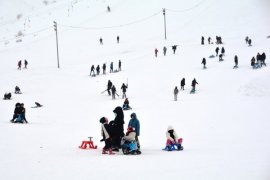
left=99, top=117, right=107, bottom=124
left=127, top=126, right=134, bottom=132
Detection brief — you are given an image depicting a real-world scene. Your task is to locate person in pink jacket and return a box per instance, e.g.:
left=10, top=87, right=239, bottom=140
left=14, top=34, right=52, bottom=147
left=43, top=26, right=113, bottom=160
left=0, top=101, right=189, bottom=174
left=165, top=126, right=183, bottom=151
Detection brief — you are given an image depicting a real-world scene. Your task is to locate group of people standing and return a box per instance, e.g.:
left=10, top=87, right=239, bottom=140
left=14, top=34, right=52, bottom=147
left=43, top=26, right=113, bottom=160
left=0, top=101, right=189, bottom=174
left=173, top=78, right=198, bottom=101
left=90, top=60, right=121, bottom=76
left=105, top=80, right=128, bottom=100
left=155, top=45, right=178, bottom=57
left=201, top=36, right=223, bottom=45
left=100, top=106, right=140, bottom=155
left=17, top=59, right=28, bottom=70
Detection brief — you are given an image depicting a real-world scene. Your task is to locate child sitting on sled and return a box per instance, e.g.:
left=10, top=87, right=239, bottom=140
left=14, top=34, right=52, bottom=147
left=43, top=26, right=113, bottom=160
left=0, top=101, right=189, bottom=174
left=164, top=126, right=183, bottom=151
left=121, top=127, right=141, bottom=155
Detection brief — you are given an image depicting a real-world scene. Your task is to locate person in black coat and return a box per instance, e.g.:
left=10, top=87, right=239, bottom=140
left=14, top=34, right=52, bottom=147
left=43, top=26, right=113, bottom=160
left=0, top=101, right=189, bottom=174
left=90, top=65, right=95, bottom=76
left=4, top=92, right=12, bottom=100
left=121, top=83, right=128, bottom=99
left=191, top=78, right=198, bottom=92
left=111, top=85, right=117, bottom=99
left=215, top=47, right=219, bottom=56
left=102, top=63, right=106, bottom=74
left=261, top=52, right=266, bottom=66
left=251, top=57, right=255, bottom=67
left=107, top=80, right=112, bottom=95
left=172, top=45, right=177, bottom=54
left=117, top=36, right=119, bottom=43
left=234, top=55, right=238, bottom=68
left=110, top=106, right=125, bottom=150
left=221, top=47, right=225, bottom=56
left=10, top=103, right=22, bottom=122
left=201, top=58, right=206, bottom=68
left=100, top=117, right=114, bottom=155
left=180, top=78, right=185, bottom=90
left=118, top=60, right=121, bottom=71
left=201, top=36, right=204, bottom=45
left=96, top=65, right=100, bottom=75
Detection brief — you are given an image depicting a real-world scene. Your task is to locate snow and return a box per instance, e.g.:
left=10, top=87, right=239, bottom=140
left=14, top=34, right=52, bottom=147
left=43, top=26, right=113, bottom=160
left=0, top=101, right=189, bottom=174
left=1, top=0, right=270, bottom=179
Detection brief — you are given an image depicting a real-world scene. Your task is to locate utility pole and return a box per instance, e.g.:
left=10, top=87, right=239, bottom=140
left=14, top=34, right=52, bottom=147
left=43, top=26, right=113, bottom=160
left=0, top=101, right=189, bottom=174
left=53, top=21, right=60, bottom=68
left=163, top=8, right=167, bottom=40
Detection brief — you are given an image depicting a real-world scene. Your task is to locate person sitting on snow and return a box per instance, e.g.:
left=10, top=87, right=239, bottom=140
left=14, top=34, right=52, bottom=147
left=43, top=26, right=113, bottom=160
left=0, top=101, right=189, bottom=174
left=15, top=86, right=21, bottom=94
left=165, top=126, right=183, bottom=151
left=4, top=92, right=12, bottom=100
left=123, top=98, right=132, bottom=110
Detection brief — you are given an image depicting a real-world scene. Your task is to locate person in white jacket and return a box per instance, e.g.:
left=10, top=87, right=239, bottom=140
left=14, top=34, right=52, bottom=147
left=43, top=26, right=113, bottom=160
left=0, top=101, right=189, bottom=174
left=165, top=126, right=183, bottom=150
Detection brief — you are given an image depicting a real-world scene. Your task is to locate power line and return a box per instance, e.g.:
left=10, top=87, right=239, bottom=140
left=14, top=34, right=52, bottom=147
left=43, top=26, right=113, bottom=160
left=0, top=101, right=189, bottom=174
left=166, top=0, right=207, bottom=13
left=58, top=10, right=162, bottom=30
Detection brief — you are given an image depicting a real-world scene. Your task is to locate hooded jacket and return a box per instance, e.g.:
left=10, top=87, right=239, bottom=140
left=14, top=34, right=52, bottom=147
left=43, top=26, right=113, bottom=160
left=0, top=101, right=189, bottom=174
left=166, top=126, right=178, bottom=142
left=128, top=113, right=140, bottom=136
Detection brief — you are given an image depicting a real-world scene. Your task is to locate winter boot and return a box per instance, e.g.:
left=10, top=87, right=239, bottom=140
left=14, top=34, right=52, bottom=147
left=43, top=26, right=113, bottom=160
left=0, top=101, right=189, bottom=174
left=108, top=148, right=115, bottom=155
left=102, top=148, right=108, bottom=154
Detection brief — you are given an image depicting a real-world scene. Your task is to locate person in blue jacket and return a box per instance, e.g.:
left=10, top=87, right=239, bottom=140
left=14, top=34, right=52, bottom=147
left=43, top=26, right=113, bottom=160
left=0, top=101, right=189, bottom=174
left=128, top=113, right=140, bottom=150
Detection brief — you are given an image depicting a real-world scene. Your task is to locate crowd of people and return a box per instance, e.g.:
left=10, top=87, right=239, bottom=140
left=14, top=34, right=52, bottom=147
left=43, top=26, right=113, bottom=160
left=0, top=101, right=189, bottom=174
left=90, top=60, right=122, bottom=77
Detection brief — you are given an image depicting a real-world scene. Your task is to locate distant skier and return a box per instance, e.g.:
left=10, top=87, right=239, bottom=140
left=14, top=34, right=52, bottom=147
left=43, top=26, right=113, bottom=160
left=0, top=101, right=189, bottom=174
left=118, top=60, right=121, bottom=71
left=102, top=63, right=106, bottom=74
left=245, top=36, right=249, bottom=44
left=90, top=65, right=95, bottom=76
left=96, top=65, right=100, bottom=75
left=215, top=47, right=219, bottom=56
left=173, top=86, right=179, bottom=101
left=99, top=37, right=103, bottom=45
left=111, top=85, right=117, bottom=99
left=233, top=55, right=238, bottom=69
left=107, top=80, right=113, bottom=95
left=107, top=6, right=111, bottom=12
left=121, top=83, right=128, bottom=99
left=261, top=52, right=266, bottom=66
left=163, top=46, right=167, bottom=56
left=221, top=47, right=225, bottom=56
left=24, top=59, right=28, bottom=69
left=208, top=37, right=212, bottom=44
left=172, top=45, right=177, bottom=54
left=18, top=60, right=22, bottom=70
left=248, top=39, right=252, bottom=46
left=251, top=57, right=255, bottom=68
left=117, top=36, right=120, bottom=43
left=201, top=36, right=204, bottom=45
left=110, top=62, right=113, bottom=73
left=191, top=78, right=198, bottom=93
left=155, top=48, right=158, bottom=57
left=180, top=78, right=185, bottom=90
left=201, top=58, right=206, bottom=69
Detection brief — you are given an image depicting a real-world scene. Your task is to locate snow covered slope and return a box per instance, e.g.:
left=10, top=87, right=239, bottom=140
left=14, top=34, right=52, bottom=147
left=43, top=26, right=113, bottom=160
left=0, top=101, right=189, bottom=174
left=0, top=0, right=270, bottom=180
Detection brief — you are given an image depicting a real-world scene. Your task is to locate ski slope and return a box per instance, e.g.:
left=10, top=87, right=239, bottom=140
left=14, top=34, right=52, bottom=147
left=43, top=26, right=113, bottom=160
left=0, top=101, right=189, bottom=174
left=1, top=0, right=270, bottom=179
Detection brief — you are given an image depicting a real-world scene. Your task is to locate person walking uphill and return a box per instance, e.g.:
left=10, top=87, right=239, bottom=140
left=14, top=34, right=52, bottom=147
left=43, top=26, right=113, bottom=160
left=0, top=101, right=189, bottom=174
left=172, top=45, right=177, bottom=54
left=121, top=83, right=128, bottom=99
left=107, top=80, right=112, bottom=95
left=110, top=106, right=125, bottom=151
left=191, top=78, right=198, bottom=93
left=155, top=48, right=158, bottom=57
left=180, top=78, right=185, bottom=90
left=128, top=113, right=140, bottom=150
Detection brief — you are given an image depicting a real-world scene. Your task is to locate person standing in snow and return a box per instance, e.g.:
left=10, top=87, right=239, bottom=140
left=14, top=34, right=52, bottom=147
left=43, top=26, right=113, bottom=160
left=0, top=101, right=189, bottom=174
left=128, top=113, right=140, bottom=150
left=99, top=37, right=103, bottom=45
left=163, top=46, right=167, bottom=56
left=100, top=117, right=114, bottom=155
left=172, top=45, right=177, bottom=54
left=233, top=55, right=238, bottom=68
left=102, top=63, right=106, bottom=74
left=117, top=36, right=120, bottom=43
left=18, top=60, right=22, bottom=70
left=90, top=65, right=95, bottom=76
left=96, top=65, right=100, bottom=75
left=261, top=52, right=266, bottom=66
left=245, top=36, right=249, bottom=44
left=201, top=36, right=204, bottom=45
left=248, top=39, right=252, bottom=46
left=110, top=62, right=113, bottom=73
left=121, top=83, right=128, bottom=99
left=208, top=37, right=212, bottom=44
left=174, top=86, right=179, bottom=101
left=215, top=47, right=219, bottom=56
left=191, top=78, right=198, bottom=93
left=24, top=60, right=28, bottom=69
left=118, top=60, right=121, bottom=71
left=107, top=80, right=112, bottom=95
left=155, top=48, right=158, bottom=57
left=201, top=58, right=206, bottom=69
left=180, top=78, right=185, bottom=90
left=251, top=57, right=255, bottom=68
left=111, top=85, right=117, bottom=100
left=221, top=47, right=225, bottom=56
